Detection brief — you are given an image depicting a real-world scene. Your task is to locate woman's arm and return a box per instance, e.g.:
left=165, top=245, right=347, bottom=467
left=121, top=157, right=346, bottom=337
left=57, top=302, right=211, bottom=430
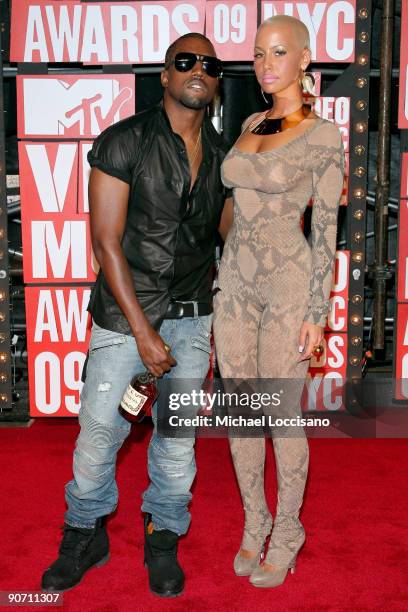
left=299, top=125, right=345, bottom=360
left=218, top=197, right=234, bottom=241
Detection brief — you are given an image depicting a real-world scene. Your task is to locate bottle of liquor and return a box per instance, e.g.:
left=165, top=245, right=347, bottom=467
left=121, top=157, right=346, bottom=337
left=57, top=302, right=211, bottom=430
left=119, top=371, right=158, bottom=423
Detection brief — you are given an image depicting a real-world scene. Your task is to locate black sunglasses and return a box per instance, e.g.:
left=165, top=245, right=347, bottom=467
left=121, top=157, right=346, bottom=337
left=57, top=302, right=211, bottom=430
left=168, top=52, right=223, bottom=78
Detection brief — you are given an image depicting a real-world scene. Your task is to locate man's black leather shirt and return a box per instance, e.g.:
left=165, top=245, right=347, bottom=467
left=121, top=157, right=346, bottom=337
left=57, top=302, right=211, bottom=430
left=87, top=102, right=230, bottom=334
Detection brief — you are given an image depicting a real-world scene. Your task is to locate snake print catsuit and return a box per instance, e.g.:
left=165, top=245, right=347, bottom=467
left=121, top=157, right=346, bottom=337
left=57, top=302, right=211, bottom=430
left=213, top=116, right=345, bottom=566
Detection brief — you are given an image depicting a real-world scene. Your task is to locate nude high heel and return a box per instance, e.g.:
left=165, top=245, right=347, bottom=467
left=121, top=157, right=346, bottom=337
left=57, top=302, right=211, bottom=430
left=249, top=525, right=305, bottom=588
left=233, top=515, right=273, bottom=577
left=233, top=549, right=264, bottom=577
left=249, top=560, right=296, bottom=588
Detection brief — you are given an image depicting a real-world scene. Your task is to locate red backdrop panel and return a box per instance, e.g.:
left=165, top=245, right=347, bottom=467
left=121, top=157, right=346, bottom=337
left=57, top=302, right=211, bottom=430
left=17, top=74, right=135, bottom=139
left=18, top=141, right=97, bottom=284
left=205, top=1, right=257, bottom=61
left=397, top=199, right=408, bottom=303
left=78, top=142, right=93, bottom=215
left=261, top=0, right=356, bottom=62
left=25, top=286, right=92, bottom=417
left=326, top=250, right=349, bottom=334
left=303, top=250, right=349, bottom=411
left=394, top=153, right=408, bottom=396
left=11, top=1, right=206, bottom=64
left=401, top=153, right=408, bottom=200
left=395, top=304, right=408, bottom=400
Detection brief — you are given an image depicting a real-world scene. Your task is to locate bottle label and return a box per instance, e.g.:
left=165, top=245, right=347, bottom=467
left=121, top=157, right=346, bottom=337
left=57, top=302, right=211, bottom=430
left=120, top=384, right=148, bottom=416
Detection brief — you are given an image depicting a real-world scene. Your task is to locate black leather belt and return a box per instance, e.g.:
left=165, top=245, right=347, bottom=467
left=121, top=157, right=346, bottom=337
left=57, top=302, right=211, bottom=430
left=164, top=301, right=213, bottom=319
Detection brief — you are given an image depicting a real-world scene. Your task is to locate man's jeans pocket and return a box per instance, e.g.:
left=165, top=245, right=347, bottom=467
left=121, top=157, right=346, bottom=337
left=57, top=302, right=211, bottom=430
left=89, top=324, right=128, bottom=355
left=79, top=324, right=139, bottom=421
left=191, top=314, right=213, bottom=354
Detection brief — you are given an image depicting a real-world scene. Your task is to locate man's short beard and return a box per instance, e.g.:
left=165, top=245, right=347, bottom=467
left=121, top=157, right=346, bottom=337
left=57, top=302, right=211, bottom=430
left=179, top=92, right=210, bottom=110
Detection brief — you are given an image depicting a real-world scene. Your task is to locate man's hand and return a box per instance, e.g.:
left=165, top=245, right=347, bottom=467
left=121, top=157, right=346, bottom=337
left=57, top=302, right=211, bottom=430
left=298, top=321, right=324, bottom=362
left=135, top=323, right=177, bottom=377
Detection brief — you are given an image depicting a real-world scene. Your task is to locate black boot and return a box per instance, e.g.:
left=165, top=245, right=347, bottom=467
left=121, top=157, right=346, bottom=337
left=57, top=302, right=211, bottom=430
left=41, top=517, right=109, bottom=592
left=144, top=513, right=184, bottom=597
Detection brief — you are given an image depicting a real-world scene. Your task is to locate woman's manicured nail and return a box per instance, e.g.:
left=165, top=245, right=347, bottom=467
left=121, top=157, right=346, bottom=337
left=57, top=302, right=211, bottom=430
left=298, top=345, right=304, bottom=353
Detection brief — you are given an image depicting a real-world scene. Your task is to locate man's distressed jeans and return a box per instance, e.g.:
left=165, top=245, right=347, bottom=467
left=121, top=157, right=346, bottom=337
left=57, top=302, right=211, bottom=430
left=65, top=313, right=212, bottom=535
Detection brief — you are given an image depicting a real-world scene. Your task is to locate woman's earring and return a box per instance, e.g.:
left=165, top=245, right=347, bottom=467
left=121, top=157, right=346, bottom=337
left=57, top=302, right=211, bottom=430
left=261, top=89, right=269, bottom=104
left=301, top=71, right=316, bottom=96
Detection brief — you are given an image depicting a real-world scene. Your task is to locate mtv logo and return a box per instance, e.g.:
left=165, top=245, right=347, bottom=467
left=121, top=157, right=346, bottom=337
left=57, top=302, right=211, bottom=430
left=17, top=75, right=135, bottom=139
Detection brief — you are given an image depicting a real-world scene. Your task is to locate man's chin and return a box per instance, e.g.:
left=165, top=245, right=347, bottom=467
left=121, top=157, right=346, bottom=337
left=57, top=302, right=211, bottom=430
left=179, top=93, right=210, bottom=110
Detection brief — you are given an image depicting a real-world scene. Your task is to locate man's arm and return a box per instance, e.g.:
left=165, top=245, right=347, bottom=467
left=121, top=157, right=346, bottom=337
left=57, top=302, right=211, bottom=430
left=89, top=168, right=176, bottom=377
left=218, top=197, right=233, bottom=242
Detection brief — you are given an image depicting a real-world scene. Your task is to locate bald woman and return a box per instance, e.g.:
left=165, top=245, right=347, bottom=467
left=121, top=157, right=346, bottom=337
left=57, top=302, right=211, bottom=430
left=214, top=16, right=345, bottom=588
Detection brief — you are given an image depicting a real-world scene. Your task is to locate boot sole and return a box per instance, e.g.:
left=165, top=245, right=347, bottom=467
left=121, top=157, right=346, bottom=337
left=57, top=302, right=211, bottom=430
left=149, top=586, right=184, bottom=598
left=41, top=553, right=110, bottom=593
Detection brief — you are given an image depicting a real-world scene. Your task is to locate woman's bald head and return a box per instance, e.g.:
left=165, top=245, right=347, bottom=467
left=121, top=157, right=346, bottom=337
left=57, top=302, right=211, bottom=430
left=257, top=15, right=310, bottom=50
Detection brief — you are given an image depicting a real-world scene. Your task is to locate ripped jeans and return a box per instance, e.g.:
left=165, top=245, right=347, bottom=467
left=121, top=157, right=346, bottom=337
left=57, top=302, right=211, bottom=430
left=64, top=314, right=212, bottom=535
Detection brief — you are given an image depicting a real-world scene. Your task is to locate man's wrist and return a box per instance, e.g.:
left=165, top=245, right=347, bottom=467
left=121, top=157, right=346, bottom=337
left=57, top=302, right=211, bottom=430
left=130, top=314, right=152, bottom=339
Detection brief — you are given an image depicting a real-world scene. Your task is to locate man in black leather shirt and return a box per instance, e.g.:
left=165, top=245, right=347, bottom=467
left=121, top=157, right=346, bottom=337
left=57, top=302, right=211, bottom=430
left=41, top=33, right=232, bottom=598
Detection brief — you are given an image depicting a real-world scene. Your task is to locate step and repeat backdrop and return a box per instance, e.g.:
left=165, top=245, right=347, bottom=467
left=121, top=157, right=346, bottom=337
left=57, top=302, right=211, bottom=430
left=10, top=0, right=371, bottom=416
left=17, top=74, right=135, bottom=416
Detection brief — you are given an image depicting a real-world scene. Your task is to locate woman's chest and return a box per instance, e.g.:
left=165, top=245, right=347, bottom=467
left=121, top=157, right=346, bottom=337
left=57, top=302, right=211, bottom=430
left=221, top=146, right=310, bottom=194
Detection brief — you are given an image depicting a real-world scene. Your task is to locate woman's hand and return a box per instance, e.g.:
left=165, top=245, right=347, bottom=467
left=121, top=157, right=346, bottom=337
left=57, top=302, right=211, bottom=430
left=298, top=321, right=324, bottom=362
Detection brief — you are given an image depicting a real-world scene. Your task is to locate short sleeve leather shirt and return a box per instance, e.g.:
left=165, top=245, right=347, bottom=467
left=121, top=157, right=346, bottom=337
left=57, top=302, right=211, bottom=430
left=87, top=102, right=230, bottom=334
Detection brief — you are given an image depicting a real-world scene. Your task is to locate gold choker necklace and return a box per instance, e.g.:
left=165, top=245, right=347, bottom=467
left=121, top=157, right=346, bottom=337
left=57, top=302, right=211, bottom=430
left=251, top=104, right=310, bottom=135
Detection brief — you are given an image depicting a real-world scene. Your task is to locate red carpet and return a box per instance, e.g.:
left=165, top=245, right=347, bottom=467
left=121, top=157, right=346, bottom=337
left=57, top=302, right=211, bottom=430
left=1, top=420, right=408, bottom=611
